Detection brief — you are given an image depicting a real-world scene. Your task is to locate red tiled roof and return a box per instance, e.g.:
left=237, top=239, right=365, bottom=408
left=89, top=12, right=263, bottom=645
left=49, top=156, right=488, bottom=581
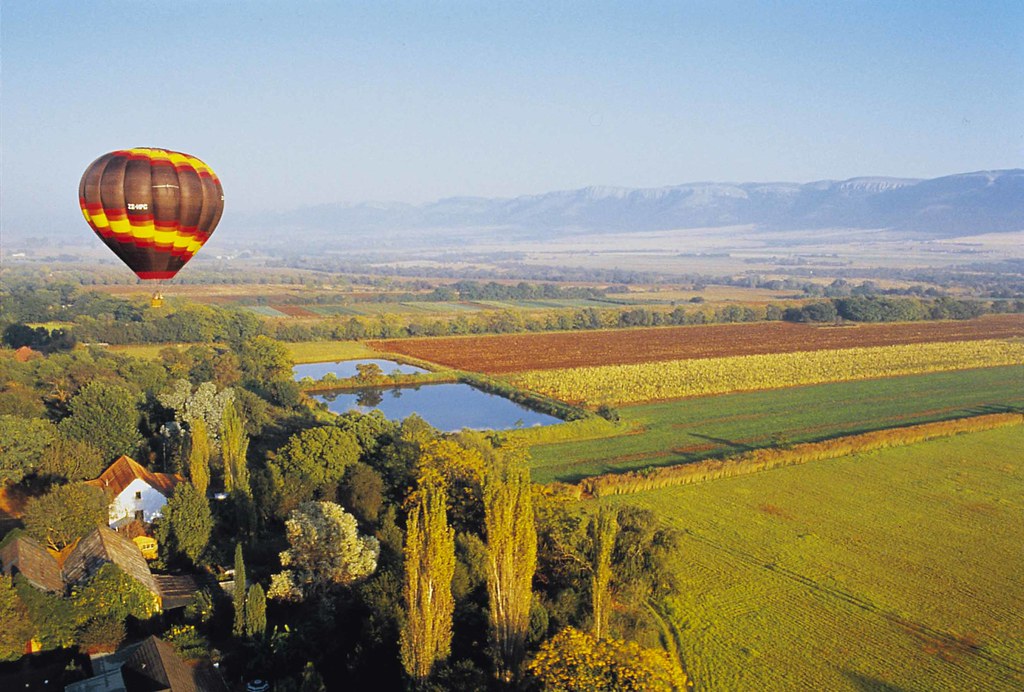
left=85, top=456, right=185, bottom=498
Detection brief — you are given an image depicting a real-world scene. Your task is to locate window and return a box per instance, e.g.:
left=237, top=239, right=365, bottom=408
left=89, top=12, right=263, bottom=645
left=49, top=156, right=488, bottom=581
left=135, top=491, right=142, bottom=500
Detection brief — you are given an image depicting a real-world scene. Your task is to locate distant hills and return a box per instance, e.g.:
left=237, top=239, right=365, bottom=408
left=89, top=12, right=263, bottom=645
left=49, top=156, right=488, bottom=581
left=240, top=169, right=1024, bottom=243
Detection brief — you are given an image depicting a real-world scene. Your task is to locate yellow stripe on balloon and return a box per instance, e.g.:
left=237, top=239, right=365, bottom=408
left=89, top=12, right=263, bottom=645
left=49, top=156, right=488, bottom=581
left=109, top=218, right=131, bottom=236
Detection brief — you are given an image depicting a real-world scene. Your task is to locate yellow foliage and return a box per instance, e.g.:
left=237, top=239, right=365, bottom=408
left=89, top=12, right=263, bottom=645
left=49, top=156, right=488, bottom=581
left=512, top=339, right=1024, bottom=406
left=527, top=626, right=690, bottom=691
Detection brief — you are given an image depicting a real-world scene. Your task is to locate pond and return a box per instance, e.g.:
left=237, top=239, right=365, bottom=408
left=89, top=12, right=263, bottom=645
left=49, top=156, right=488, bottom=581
left=293, top=358, right=428, bottom=380
left=312, top=383, right=562, bottom=432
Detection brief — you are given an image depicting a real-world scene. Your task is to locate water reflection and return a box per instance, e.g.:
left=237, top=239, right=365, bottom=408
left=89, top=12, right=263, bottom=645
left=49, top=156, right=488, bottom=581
left=315, top=383, right=560, bottom=432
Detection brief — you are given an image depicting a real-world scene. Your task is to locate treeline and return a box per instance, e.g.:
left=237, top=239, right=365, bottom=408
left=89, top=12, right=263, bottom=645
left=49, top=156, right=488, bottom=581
left=4, top=277, right=1022, bottom=351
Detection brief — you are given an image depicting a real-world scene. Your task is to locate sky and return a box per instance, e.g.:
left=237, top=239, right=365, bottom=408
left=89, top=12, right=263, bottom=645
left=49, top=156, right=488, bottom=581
left=2, top=1, right=1022, bottom=236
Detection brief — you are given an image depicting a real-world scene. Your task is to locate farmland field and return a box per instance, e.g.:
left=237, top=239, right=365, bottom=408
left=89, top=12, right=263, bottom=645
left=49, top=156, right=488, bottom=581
left=512, top=339, right=1024, bottom=405
left=601, top=426, right=1024, bottom=691
left=527, top=365, right=1024, bottom=483
left=371, top=314, right=1024, bottom=374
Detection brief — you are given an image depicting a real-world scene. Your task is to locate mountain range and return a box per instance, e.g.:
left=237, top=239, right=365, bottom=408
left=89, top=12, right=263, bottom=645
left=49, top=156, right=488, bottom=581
left=242, top=169, right=1024, bottom=242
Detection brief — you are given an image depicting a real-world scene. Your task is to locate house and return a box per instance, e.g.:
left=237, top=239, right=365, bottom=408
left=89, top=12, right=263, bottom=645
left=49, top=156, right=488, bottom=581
left=65, top=635, right=227, bottom=692
left=85, top=456, right=185, bottom=528
left=61, top=525, right=162, bottom=605
left=0, top=530, right=64, bottom=593
left=1, top=526, right=162, bottom=606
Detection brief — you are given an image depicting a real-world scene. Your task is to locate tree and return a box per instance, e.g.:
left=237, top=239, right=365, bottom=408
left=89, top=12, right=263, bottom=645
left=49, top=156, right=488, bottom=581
left=484, top=450, right=537, bottom=682
left=271, top=427, right=361, bottom=508
left=0, top=575, right=33, bottom=662
left=221, top=400, right=250, bottom=495
left=339, top=463, right=385, bottom=526
left=159, top=483, right=213, bottom=565
left=400, top=482, right=455, bottom=685
left=527, top=627, right=688, bottom=691
left=245, top=583, right=267, bottom=638
left=71, top=562, right=160, bottom=623
left=268, top=501, right=379, bottom=602
left=0, top=414, right=56, bottom=484
left=23, top=483, right=108, bottom=551
left=590, top=507, right=618, bottom=640
left=38, top=435, right=105, bottom=483
left=187, top=419, right=210, bottom=496
left=158, top=379, right=234, bottom=441
left=239, top=335, right=292, bottom=385
left=58, top=381, right=141, bottom=462
left=233, top=543, right=247, bottom=637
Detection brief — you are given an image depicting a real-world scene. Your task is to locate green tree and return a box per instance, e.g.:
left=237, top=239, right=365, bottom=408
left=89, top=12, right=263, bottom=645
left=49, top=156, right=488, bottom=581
left=268, top=501, right=379, bottom=602
left=58, top=381, right=141, bottom=462
left=527, top=626, right=688, bottom=691
left=484, top=450, right=538, bottom=682
left=0, top=414, right=56, bottom=484
left=271, top=426, right=360, bottom=508
left=221, top=400, right=250, bottom=495
left=71, top=562, right=160, bottom=623
left=159, top=482, right=213, bottom=565
left=400, top=482, right=455, bottom=685
left=23, top=483, right=108, bottom=551
left=38, top=435, right=106, bottom=483
left=0, top=575, right=34, bottom=662
left=187, top=419, right=210, bottom=497
left=245, top=583, right=267, bottom=638
left=239, top=335, right=292, bottom=384
left=590, top=507, right=618, bottom=640
left=233, top=543, right=247, bottom=637
left=339, top=463, right=385, bottom=526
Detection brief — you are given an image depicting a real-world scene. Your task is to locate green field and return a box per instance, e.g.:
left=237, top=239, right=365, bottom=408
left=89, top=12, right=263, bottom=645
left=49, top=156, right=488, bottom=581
left=600, top=426, right=1024, bottom=690
left=528, top=366, right=1024, bottom=483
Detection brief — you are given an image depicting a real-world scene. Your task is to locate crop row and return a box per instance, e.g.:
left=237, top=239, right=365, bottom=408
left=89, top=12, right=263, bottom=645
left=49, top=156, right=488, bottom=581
left=511, top=339, right=1024, bottom=406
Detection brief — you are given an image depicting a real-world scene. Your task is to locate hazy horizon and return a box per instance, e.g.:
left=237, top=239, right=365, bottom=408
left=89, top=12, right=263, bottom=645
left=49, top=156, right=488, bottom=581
left=3, top=1, right=1021, bottom=236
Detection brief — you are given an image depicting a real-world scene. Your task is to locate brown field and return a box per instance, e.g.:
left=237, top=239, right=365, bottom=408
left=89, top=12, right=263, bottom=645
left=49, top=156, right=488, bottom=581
left=370, top=314, right=1024, bottom=374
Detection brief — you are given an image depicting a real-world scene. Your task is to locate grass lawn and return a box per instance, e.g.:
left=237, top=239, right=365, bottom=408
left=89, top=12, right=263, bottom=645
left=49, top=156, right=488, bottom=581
left=602, top=426, right=1024, bottom=691
left=528, top=365, right=1024, bottom=483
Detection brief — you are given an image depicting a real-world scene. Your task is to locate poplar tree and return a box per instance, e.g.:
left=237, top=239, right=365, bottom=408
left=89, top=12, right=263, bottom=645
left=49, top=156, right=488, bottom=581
left=233, top=543, right=247, bottom=637
left=400, top=482, right=455, bottom=685
left=187, top=419, right=210, bottom=497
left=590, top=506, right=618, bottom=640
left=245, top=583, right=267, bottom=637
left=484, top=451, right=537, bottom=682
left=221, top=401, right=250, bottom=495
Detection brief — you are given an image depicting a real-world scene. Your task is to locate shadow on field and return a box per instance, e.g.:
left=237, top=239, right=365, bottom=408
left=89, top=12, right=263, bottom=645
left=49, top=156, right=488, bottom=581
left=841, top=670, right=910, bottom=692
left=688, top=433, right=757, bottom=452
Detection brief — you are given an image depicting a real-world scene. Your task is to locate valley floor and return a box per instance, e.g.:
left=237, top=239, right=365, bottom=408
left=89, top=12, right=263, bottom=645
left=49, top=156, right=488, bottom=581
left=602, top=426, right=1024, bottom=691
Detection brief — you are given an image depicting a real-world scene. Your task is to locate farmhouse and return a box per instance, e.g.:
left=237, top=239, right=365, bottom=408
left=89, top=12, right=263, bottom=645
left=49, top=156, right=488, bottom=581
left=85, top=455, right=185, bottom=527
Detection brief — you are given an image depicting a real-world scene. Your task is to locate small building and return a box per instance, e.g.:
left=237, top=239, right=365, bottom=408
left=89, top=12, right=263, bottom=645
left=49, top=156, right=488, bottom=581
left=62, top=526, right=162, bottom=606
left=66, top=635, right=227, bottom=692
left=85, top=456, right=185, bottom=528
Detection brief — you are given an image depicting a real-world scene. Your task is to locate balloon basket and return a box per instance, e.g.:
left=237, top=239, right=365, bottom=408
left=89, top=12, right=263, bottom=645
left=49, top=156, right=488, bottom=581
left=150, top=292, right=165, bottom=308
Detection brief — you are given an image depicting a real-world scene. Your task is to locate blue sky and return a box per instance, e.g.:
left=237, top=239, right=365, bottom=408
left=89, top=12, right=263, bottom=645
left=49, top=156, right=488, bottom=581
left=2, top=1, right=1021, bottom=233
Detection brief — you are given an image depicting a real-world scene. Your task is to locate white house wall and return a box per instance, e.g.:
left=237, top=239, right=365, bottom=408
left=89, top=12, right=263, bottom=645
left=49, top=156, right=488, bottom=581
left=109, top=478, right=169, bottom=527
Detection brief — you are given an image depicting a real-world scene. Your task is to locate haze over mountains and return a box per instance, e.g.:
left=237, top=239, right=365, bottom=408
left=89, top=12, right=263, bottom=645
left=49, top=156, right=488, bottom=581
left=241, top=169, right=1023, bottom=244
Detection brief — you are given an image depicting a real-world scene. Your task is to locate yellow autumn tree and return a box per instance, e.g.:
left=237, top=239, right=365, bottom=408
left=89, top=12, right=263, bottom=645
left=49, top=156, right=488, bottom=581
left=528, top=626, right=690, bottom=691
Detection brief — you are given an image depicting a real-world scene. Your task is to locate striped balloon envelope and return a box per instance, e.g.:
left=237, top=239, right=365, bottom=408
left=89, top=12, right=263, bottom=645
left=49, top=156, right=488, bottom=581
left=79, top=148, right=224, bottom=280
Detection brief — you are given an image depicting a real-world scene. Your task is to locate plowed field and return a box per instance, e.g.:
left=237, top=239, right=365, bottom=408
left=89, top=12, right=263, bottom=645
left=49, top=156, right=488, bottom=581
left=370, top=314, right=1024, bottom=374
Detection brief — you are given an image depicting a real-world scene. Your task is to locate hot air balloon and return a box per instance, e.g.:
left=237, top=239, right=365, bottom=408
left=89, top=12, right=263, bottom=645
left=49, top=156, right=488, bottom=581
left=79, top=148, right=224, bottom=305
